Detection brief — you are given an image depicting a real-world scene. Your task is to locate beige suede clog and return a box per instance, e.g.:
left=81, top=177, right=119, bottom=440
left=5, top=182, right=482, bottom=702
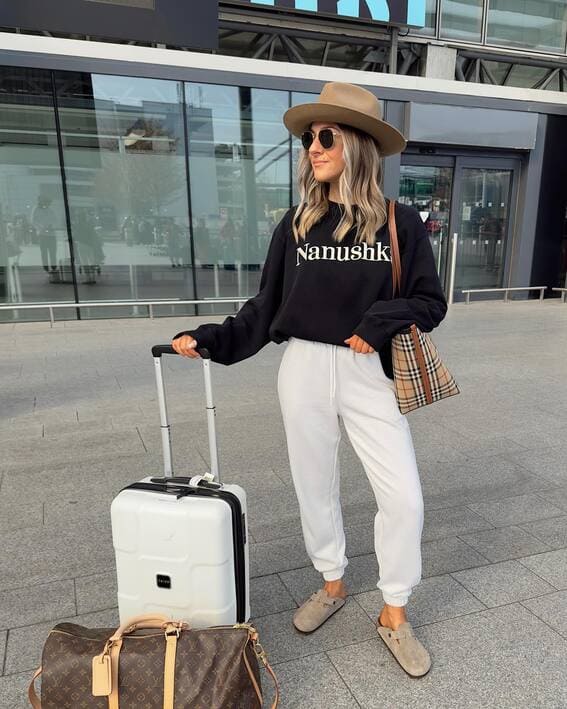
left=376, top=617, right=432, bottom=677
left=292, top=589, right=346, bottom=633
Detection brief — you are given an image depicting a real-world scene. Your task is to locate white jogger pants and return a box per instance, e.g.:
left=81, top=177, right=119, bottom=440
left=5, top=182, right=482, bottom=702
left=277, top=337, right=424, bottom=607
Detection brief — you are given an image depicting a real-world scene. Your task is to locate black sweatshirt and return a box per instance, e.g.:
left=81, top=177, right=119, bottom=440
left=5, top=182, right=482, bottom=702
left=173, top=199, right=448, bottom=380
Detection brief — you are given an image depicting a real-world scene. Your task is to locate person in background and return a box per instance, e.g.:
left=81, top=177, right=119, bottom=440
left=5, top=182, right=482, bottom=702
left=32, top=196, right=57, bottom=275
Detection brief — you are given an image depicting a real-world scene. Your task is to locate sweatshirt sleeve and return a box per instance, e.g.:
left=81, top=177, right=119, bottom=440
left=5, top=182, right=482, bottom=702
left=353, top=206, right=448, bottom=352
left=172, top=212, right=288, bottom=365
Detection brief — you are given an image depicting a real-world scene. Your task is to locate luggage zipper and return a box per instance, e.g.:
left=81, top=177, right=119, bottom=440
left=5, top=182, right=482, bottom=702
left=50, top=625, right=257, bottom=642
left=50, top=629, right=164, bottom=640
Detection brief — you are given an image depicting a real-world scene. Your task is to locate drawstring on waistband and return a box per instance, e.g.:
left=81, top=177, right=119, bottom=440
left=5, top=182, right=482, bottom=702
left=329, top=344, right=336, bottom=404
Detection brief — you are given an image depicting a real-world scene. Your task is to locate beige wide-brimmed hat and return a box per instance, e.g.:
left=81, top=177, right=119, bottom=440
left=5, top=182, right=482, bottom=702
left=283, top=82, right=407, bottom=156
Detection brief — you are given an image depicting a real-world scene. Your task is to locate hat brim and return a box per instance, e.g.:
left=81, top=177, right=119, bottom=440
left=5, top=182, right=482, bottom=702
left=283, top=103, right=407, bottom=156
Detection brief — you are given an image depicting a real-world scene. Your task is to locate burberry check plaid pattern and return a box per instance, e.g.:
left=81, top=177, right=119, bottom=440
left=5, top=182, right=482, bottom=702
left=392, top=324, right=460, bottom=414
left=388, top=199, right=460, bottom=414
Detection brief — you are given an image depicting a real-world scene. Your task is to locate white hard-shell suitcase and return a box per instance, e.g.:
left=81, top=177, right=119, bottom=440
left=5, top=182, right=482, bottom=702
left=111, top=344, right=250, bottom=629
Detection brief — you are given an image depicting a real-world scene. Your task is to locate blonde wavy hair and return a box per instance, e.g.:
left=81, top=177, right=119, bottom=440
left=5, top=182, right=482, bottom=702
left=291, top=123, right=387, bottom=247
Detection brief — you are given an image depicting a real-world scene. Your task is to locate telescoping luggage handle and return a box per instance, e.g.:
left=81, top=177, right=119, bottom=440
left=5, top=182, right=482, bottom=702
left=151, top=345, right=220, bottom=483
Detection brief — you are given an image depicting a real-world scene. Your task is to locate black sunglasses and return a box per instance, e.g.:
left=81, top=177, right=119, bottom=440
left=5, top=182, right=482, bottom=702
left=301, top=128, right=341, bottom=150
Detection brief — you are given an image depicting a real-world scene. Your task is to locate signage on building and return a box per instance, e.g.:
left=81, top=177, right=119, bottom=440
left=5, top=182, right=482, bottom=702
left=0, top=0, right=218, bottom=49
left=240, top=1, right=425, bottom=28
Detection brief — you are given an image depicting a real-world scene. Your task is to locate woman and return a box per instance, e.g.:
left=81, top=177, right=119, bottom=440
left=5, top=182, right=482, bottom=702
left=172, top=82, right=447, bottom=677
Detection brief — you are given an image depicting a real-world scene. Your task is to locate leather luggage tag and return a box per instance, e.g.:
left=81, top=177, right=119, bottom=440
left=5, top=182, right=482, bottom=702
left=92, top=653, right=112, bottom=696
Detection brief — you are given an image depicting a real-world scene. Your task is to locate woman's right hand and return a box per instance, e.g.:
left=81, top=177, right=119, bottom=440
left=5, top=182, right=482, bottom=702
left=171, top=335, right=201, bottom=359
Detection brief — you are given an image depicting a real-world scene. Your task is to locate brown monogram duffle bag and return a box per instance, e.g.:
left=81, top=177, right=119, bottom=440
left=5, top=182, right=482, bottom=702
left=28, top=613, right=279, bottom=708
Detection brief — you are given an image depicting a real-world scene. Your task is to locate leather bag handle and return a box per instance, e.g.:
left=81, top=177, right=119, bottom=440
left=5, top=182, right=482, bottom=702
left=388, top=198, right=401, bottom=298
left=28, top=666, right=42, bottom=709
left=99, top=616, right=185, bottom=709
left=249, top=632, right=280, bottom=709
left=29, top=619, right=280, bottom=708
left=388, top=197, right=402, bottom=298
left=108, top=613, right=178, bottom=643
left=265, top=660, right=280, bottom=708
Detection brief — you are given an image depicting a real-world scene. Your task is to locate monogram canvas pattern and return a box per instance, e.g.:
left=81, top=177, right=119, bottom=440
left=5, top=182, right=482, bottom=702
left=38, top=622, right=263, bottom=708
left=174, top=631, right=261, bottom=708
left=42, top=626, right=112, bottom=708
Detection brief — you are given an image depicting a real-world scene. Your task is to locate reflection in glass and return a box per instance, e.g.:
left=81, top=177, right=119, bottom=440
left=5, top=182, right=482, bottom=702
left=186, top=83, right=290, bottom=315
left=55, top=72, right=192, bottom=316
left=0, top=67, right=73, bottom=321
left=408, top=0, right=437, bottom=36
left=399, top=165, right=453, bottom=283
left=487, top=0, right=567, bottom=52
left=455, top=168, right=511, bottom=293
left=290, top=91, right=320, bottom=207
left=440, top=0, right=483, bottom=42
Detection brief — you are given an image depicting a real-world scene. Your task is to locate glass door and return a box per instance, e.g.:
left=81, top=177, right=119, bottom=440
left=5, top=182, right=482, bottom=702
left=448, top=158, right=520, bottom=301
left=400, top=154, right=521, bottom=303
left=399, top=159, right=454, bottom=292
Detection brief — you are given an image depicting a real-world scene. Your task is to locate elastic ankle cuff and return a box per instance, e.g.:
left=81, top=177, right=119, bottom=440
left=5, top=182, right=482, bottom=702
left=381, top=594, right=409, bottom=607
left=322, top=570, right=346, bottom=582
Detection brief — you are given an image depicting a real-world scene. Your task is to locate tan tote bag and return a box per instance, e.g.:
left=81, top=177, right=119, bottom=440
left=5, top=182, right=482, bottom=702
left=388, top=199, right=460, bottom=414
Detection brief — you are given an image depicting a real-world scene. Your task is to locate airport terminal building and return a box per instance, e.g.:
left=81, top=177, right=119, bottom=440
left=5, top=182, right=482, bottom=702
left=0, top=0, right=566, bottom=321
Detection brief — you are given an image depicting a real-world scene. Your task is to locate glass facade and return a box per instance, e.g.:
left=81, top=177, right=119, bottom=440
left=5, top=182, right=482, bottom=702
left=186, top=83, right=290, bottom=316
left=55, top=72, right=191, bottom=317
left=290, top=91, right=318, bottom=206
left=0, top=67, right=75, bottom=319
left=0, top=65, right=536, bottom=316
left=0, top=67, right=293, bottom=321
left=412, top=0, right=567, bottom=54
left=410, top=0, right=438, bottom=36
left=440, top=0, right=484, bottom=43
left=487, top=0, right=567, bottom=53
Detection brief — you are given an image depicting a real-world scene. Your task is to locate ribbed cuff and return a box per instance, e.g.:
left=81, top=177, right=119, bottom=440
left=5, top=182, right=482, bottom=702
left=381, top=591, right=410, bottom=607
left=172, top=329, right=194, bottom=341
left=352, top=324, right=387, bottom=352
left=173, top=326, right=216, bottom=353
left=322, top=569, right=346, bottom=582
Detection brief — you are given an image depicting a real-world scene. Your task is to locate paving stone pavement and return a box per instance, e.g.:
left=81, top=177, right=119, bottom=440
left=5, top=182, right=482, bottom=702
left=1, top=299, right=567, bottom=708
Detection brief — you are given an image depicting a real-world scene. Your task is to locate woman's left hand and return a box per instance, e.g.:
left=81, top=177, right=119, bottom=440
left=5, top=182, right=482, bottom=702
left=344, top=335, right=375, bottom=354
